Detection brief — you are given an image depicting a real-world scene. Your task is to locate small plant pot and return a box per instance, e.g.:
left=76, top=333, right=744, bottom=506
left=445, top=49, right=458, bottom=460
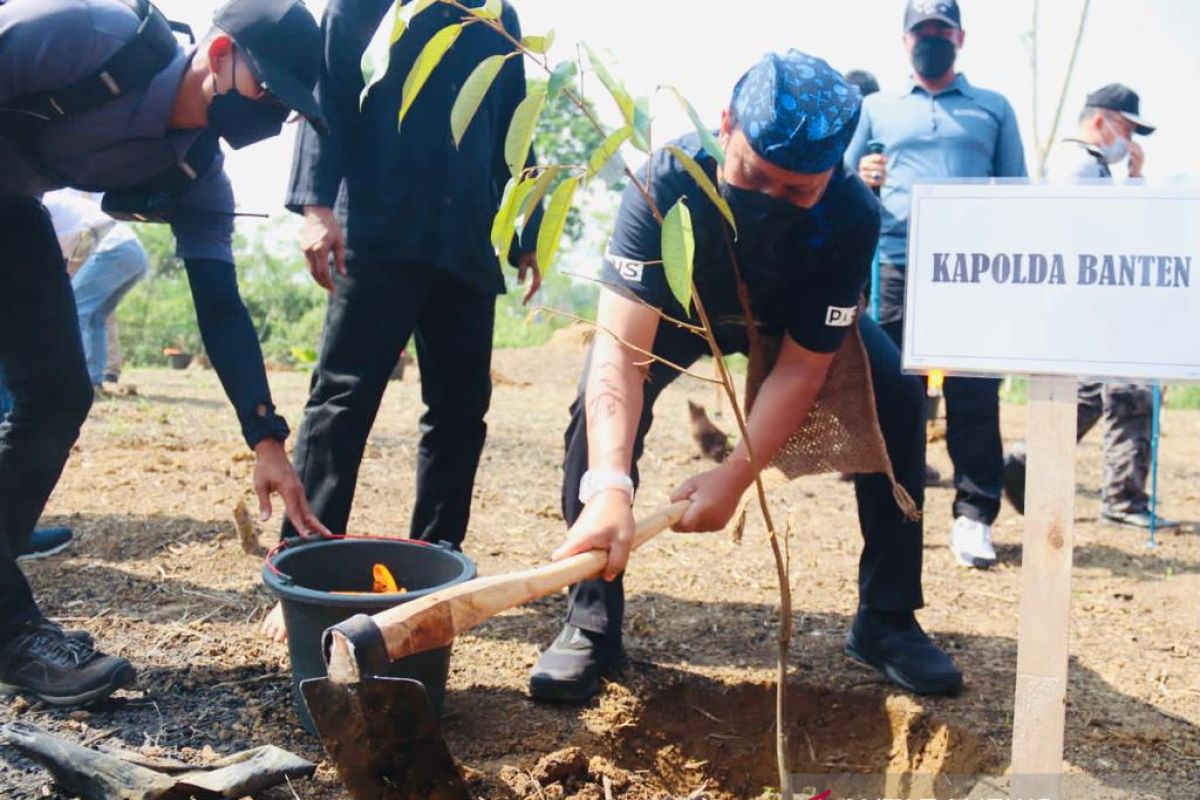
left=167, top=353, right=193, bottom=370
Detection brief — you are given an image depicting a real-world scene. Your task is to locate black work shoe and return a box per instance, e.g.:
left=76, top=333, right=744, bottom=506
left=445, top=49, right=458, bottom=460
left=529, top=625, right=624, bottom=703
left=1002, top=452, right=1027, bottom=515
left=844, top=608, right=963, bottom=696
left=0, top=623, right=135, bottom=706
left=1101, top=509, right=1180, bottom=530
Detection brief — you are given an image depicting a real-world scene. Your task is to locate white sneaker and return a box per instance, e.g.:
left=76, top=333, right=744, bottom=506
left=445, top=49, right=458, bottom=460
left=949, top=516, right=996, bottom=569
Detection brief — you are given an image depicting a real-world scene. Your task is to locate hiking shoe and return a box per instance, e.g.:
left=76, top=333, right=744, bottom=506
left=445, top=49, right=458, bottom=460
left=1002, top=452, right=1027, bottom=515
left=529, top=625, right=624, bottom=703
left=17, top=527, right=74, bottom=562
left=1101, top=509, right=1180, bottom=530
left=0, top=622, right=135, bottom=706
left=845, top=608, right=963, bottom=696
left=949, top=516, right=996, bottom=569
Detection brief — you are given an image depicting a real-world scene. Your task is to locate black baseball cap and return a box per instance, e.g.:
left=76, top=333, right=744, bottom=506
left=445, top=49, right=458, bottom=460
left=213, top=0, right=327, bottom=133
left=1085, top=83, right=1155, bottom=135
left=904, top=0, right=962, bottom=31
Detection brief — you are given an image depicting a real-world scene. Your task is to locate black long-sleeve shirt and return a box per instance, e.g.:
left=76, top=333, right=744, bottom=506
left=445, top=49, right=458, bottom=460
left=286, top=0, right=540, bottom=294
left=0, top=0, right=288, bottom=448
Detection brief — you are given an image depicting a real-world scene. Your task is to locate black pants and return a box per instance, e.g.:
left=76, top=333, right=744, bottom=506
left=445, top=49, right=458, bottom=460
left=562, top=316, right=927, bottom=639
left=877, top=262, right=1002, bottom=524
left=0, top=200, right=95, bottom=647
left=283, top=260, right=495, bottom=547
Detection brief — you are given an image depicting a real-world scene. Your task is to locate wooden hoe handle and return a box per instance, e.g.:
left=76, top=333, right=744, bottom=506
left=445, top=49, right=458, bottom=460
left=326, top=502, right=688, bottom=681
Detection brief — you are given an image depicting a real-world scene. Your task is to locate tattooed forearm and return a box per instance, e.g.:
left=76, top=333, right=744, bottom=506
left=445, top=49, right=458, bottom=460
left=588, top=360, right=624, bottom=420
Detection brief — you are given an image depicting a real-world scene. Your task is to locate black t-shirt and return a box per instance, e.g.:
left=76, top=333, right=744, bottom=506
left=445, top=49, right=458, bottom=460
left=600, top=133, right=880, bottom=354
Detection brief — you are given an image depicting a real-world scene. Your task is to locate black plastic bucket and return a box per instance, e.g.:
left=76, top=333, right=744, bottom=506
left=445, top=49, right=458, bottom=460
left=262, top=537, right=476, bottom=733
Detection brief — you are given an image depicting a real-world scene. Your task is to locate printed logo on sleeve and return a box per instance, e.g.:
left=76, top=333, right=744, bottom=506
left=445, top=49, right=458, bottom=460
left=605, top=250, right=645, bottom=283
left=825, top=305, right=857, bottom=327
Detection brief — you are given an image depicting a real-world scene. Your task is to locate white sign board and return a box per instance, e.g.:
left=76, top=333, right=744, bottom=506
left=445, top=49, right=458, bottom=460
left=902, top=183, right=1200, bottom=380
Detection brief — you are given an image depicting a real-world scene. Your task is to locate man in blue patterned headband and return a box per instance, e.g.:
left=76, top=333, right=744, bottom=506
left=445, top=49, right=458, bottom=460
left=528, top=51, right=962, bottom=703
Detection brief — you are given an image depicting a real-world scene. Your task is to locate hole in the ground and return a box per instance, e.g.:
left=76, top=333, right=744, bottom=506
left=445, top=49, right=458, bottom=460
left=612, top=680, right=1000, bottom=799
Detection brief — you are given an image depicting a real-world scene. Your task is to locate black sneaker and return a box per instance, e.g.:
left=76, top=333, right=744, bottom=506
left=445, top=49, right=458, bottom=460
left=1002, top=452, right=1027, bottom=515
left=529, top=625, right=624, bottom=703
left=0, top=623, right=135, bottom=706
left=844, top=608, right=963, bottom=696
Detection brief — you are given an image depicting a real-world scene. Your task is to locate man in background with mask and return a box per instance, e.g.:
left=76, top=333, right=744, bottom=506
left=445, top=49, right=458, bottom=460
left=1003, top=84, right=1176, bottom=531
left=844, top=0, right=1027, bottom=570
left=528, top=51, right=962, bottom=704
left=0, top=0, right=330, bottom=706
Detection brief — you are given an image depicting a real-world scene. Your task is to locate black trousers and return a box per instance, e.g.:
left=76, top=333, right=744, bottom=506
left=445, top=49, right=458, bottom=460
left=562, top=316, right=927, bottom=639
left=0, top=199, right=95, bottom=647
left=880, top=319, right=1002, bottom=524
left=283, top=260, right=495, bottom=547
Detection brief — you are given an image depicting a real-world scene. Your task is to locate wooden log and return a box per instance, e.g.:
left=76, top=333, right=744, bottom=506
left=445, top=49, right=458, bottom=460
left=2, top=722, right=175, bottom=800
left=1011, top=376, right=1078, bottom=800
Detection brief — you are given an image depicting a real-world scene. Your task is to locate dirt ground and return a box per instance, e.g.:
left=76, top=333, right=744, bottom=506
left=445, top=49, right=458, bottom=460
left=2, top=334, right=1198, bottom=799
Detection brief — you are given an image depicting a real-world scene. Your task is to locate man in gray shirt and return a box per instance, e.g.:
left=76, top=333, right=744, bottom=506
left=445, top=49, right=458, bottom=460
left=0, top=0, right=328, bottom=706
left=1004, top=84, right=1176, bottom=531
left=844, top=0, right=1028, bottom=570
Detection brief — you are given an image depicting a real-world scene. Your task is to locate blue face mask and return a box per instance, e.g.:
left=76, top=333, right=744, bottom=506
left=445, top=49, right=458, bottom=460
left=208, top=53, right=287, bottom=150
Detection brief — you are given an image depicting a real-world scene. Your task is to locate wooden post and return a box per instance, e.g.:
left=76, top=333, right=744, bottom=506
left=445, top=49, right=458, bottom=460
left=1011, top=376, right=1078, bottom=799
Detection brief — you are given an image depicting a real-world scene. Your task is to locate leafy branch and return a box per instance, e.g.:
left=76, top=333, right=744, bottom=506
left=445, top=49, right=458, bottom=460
left=364, top=2, right=795, bottom=794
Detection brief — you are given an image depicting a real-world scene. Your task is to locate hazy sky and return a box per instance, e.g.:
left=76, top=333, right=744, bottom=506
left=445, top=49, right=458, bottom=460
left=158, top=0, right=1200, bottom=220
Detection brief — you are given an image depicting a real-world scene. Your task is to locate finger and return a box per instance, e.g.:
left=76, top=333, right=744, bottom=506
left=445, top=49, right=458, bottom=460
left=333, top=239, right=347, bottom=278
left=282, top=487, right=316, bottom=538
left=603, top=537, right=631, bottom=581
left=551, top=531, right=610, bottom=562
left=522, top=269, right=539, bottom=306
left=256, top=481, right=272, bottom=523
left=669, top=480, right=698, bottom=503
left=305, top=247, right=333, bottom=292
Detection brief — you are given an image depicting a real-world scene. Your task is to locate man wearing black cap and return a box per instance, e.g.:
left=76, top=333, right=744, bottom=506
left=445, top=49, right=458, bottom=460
left=0, top=0, right=329, bottom=706
left=528, top=50, right=962, bottom=704
left=1003, top=84, right=1176, bottom=531
left=845, top=0, right=1028, bottom=571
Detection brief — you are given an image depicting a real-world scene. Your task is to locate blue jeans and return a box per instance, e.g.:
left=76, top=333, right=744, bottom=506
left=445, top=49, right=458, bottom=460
left=71, top=237, right=149, bottom=385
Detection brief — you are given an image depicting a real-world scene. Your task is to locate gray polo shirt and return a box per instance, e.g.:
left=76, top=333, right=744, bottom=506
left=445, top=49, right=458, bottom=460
left=0, top=0, right=235, bottom=263
left=844, top=73, right=1028, bottom=269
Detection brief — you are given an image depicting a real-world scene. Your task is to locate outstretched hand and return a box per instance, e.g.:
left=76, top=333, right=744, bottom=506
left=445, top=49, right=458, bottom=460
left=253, top=439, right=330, bottom=539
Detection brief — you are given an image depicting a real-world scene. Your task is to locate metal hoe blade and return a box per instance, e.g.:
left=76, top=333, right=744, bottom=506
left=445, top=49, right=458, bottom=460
left=302, top=676, right=468, bottom=800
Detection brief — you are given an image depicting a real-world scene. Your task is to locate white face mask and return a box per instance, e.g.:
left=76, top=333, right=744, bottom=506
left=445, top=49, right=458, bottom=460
left=1097, top=116, right=1130, bottom=164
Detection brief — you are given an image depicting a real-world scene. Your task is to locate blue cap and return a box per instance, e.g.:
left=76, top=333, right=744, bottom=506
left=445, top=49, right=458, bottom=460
left=729, top=50, right=862, bottom=174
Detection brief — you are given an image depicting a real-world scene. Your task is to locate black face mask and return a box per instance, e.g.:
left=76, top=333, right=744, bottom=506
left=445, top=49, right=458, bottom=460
left=720, top=182, right=808, bottom=237
left=911, top=36, right=957, bottom=80
left=208, top=55, right=288, bottom=150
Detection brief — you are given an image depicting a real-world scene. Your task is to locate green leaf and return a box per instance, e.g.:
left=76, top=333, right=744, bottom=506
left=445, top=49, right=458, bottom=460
left=504, top=89, right=547, bottom=178
left=587, top=126, right=632, bottom=180
left=662, top=199, right=695, bottom=314
left=359, top=0, right=406, bottom=109
left=631, top=95, right=651, bottom=152
left=521, top=165, right=561, bottom=225
left=584, top=45, right=635, bottom=127
left=547, top=60, right=577, bottom=99
left=450, top=53, right=511, bottom=147
left=521, top=29, right=554, bottom=54
left=666, top=85, right=724, bottom=166
left=398, top=23, right=464, bottom=129
left=491, top=176, right=536, bottom=256
left=468, top=0, right=502, bottom=20
left=536, top=176, right=579, bottom=272
left=665, top=145, right=737, bottom=235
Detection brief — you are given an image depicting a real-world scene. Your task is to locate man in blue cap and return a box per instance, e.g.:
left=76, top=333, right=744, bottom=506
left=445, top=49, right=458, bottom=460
left=0, top=0, right=330, bottom=706
left=528, top=50, right=961, bottom=703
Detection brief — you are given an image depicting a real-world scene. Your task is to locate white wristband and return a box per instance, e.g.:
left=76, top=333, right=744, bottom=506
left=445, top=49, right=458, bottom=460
left=578, top=468, right=635, bottom=505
